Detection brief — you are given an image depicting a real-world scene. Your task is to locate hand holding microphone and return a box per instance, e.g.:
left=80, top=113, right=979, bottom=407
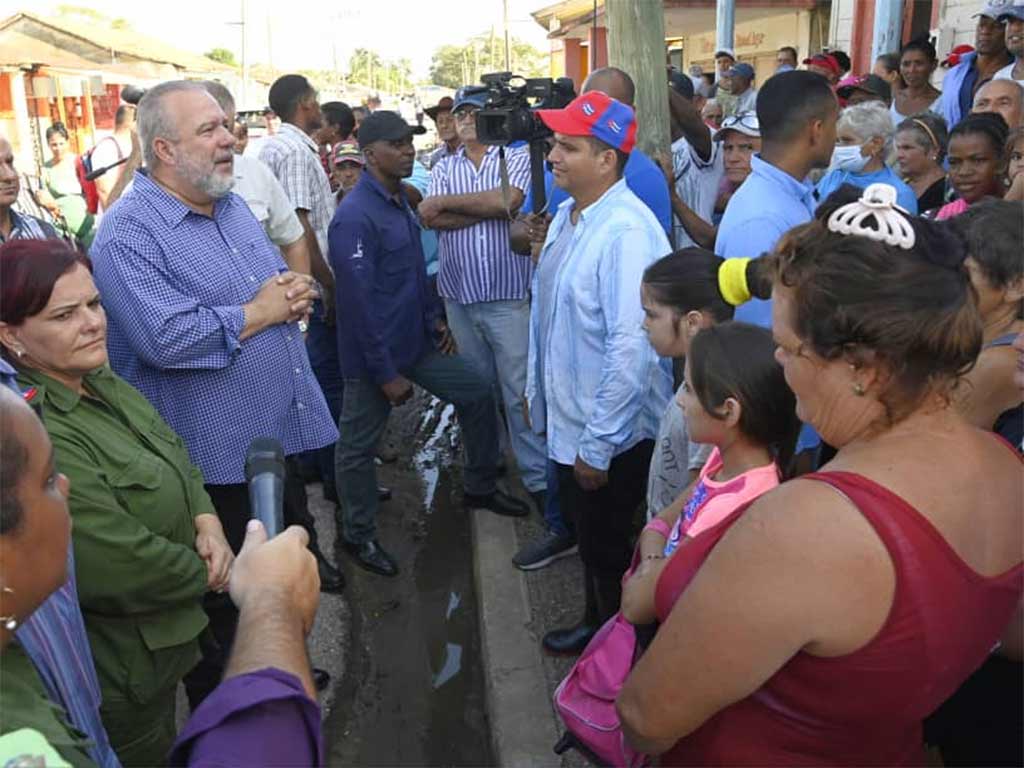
left=245, top=437, right=285, bottom=538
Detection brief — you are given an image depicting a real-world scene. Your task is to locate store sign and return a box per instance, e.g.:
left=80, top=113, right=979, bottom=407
left=699, top=31, right=766, bottom=53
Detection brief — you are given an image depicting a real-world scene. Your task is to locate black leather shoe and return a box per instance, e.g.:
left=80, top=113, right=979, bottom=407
left=342, top=539, right=399, bottom=577
left=464, top=489, right=529, bottom=517
left=312, top=667, right=331, bottom=691
left=377, top=485, right=392, bottom=502
left=542, top=623, right=598, bottom=655
left=316, top=555, right=346, bottom=594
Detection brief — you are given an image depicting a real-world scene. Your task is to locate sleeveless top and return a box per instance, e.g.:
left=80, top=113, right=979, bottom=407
left=987, top=332, right=1023, bottom=449
left=654, top=468, right=1024, bottom=766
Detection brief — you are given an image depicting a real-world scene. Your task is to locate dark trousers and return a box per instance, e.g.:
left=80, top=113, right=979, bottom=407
left=305, top=307, right=344, bottom=500
left=556, top=440, right=654, bottom=625
left=183, top=457, right=317, bottom=709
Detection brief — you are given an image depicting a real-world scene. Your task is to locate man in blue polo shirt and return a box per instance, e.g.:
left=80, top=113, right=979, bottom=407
left=329, top=111, right=527, bottom=576
left=716, top=70, right=838, bottom=327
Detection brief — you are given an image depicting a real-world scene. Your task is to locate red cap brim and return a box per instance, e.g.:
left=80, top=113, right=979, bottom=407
left=537, top=108, right=591, bottom=137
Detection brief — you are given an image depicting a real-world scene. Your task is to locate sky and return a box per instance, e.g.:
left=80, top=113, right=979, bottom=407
left=10, top=0, right=553, bottom=78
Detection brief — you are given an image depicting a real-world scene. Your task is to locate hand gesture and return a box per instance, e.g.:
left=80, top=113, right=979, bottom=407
left=381, top=375, right=414, bottom=406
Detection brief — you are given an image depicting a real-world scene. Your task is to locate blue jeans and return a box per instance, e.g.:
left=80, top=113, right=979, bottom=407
left=444, top=297, right=548, bottom=492
left=305, top=307, right=343, bottom=498
left=335, top=350, right=499, bottom=546
left=543, top=459, right=572, bottom=538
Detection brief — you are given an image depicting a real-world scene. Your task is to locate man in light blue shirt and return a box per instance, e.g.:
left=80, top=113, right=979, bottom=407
left=525, top=91, right=673, bottom=655
left=716, top=70, right=839, bottom=327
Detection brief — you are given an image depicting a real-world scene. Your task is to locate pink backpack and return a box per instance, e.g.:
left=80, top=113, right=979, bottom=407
left=553, top=551, right=649, bottom=768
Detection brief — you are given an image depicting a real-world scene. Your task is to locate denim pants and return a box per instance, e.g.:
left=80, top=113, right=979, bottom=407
left=305, top=306, right=343, bottom=498
left=543, top=459, right=571, bottom=538
left=335, top=349, right=499, bottom=546
left=444, top=297, right=548, bottom=492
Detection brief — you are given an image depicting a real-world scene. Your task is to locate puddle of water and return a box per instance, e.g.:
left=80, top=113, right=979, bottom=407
left=412, top=399, right=455, bottom=514
left=432, top=642, right=463, bottom=689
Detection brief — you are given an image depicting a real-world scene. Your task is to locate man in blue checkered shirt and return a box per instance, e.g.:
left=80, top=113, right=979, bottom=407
left=91, top=81, right=344, bottom=612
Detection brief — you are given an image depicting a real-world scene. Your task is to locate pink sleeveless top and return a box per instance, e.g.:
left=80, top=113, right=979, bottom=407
left=654, top=469, right=1024, bottom=766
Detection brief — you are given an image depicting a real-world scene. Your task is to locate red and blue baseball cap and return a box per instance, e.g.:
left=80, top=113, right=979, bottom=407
left=536, top=91, right=638, bottom=153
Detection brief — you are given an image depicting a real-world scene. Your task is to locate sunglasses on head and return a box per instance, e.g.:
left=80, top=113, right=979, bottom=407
left=720, top=112, right=760, bottom=133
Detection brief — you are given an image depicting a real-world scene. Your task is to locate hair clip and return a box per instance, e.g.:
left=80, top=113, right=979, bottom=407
left=827, top=183, right=916, bottom=250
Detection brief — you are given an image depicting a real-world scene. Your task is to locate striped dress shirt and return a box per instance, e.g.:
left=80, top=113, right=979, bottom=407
left=256, top=123, right=335, bottom=259
left=428, top=144, right=533, bottom=305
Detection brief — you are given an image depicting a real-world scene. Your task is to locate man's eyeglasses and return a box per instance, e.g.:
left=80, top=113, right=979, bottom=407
left=454, top=110, right=478, bottom=122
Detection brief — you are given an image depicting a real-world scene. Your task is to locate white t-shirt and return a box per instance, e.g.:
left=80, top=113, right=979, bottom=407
left=231, top=154, right=304, bottom=247
left=670, top=132, right=724, bottom=249
left=646, top=382, right=713, bottom=518
left=89, top=134, right=131, bottom=210
left=993, top=61, right=1022, bottom=81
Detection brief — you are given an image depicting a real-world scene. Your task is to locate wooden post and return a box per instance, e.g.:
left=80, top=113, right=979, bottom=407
left=605, top=0, right=670, bottom=160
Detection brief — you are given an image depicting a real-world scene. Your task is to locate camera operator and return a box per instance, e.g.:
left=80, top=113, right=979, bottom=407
left=510, top=68, right=672, bottom=259
left=419, top=88, right=548, bottom=514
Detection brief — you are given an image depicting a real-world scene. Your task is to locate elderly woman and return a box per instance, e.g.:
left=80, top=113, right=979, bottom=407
left=0, top=239, right=233, bottom=766
left=895, top=112, right=949, bottom=211
left=617, top=186, right=1023, bottom=765
left=816, top=101, right=919, bottom=212
left=953, top=200, right=1024, bottom=445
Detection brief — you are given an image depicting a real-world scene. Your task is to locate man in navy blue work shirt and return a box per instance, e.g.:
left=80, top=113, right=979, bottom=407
left=939, top=4, right=1012, bottom=129
left=329, top=111, right=528, bottom=577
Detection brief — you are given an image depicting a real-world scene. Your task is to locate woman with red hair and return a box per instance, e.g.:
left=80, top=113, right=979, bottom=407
left=0, top=238, right=233, bottom=766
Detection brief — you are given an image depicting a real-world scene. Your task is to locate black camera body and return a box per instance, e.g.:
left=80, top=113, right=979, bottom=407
left=475, top=72, right=576, bottom=146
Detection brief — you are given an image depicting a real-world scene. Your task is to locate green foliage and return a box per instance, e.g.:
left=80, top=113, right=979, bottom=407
left=429, top=35, right=547, bottom=89
left=205, top=48, right=239, bottom=66
left=347, top=49, right=414, bottom=94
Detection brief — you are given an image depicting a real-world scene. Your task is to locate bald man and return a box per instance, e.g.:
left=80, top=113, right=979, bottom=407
left=972, top=78, right=1024, bottom=128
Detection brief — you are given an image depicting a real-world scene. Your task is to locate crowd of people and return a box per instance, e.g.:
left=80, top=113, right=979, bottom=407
left=1, top=1, right=1023, bottom=765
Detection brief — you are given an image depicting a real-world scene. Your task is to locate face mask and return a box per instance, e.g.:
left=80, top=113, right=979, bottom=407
left=829, top=144, right=870, bottom=173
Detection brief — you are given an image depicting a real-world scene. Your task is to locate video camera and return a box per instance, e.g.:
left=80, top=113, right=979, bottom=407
left=475, top=72, right=576, bottom=146
left=473, top=72, right=576, bottom=213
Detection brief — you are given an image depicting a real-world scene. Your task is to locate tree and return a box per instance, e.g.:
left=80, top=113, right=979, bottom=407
left=429, top=36, right=547, bottom=89
left=348, top=48, right=384, bottom=88
left=205, top=48, right=239, bottom=67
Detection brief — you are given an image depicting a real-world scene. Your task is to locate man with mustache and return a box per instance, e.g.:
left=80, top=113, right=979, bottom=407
left=90, top=80, right=340, bottom=703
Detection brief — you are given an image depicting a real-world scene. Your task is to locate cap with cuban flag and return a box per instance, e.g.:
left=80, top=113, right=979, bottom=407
left=536, top=91, right=638, bottom=154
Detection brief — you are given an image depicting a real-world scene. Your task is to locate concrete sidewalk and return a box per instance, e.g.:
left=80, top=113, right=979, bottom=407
left=472, top=504, right=588, bottom=767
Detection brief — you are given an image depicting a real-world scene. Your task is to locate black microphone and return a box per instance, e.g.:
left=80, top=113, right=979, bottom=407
left=84, top=155, right=129, bottom=182
left=245, top=438, right=285, bottom=538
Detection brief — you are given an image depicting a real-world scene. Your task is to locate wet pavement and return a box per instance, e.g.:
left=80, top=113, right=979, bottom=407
left=323, top=391, right=494, bottom=766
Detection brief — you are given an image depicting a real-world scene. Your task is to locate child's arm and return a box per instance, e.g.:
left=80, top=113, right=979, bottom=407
left=641, top=473, right=699, bottom=558
left=622, top=553, right=670, bottom=625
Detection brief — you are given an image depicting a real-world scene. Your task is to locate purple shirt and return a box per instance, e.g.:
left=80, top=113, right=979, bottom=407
left=170, top=667, right=323, bottom=767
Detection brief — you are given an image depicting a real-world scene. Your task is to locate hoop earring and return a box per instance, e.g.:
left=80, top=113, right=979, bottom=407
left=851, top=383, right=865, bottom=397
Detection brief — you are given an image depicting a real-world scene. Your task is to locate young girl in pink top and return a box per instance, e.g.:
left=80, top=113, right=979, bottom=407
left=621, top=322, right=800, bottom=625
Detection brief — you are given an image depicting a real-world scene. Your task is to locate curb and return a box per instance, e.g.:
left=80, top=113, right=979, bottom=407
left=472, top=509, right=560, bottom=767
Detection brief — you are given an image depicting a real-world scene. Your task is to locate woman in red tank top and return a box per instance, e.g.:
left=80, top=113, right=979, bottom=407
left=616, top=184, right=1024, bottom=766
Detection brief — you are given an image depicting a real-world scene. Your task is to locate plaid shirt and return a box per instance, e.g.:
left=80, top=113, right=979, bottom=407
left=90, top=171, right=337, bottom=484
left=428, top=144, right=533, bottom=305
left=256, top=123, right=335, bottom=258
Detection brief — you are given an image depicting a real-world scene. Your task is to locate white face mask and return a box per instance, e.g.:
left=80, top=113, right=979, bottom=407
left=829, top=143, right=871, bottom=173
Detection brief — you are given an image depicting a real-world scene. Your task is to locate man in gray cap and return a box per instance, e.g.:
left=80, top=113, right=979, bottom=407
left=939, top=1, right=1014, bottom=127
left=722, top=62, right=757, bottom=117
left=993, top=0, right=1024, bottom=81
left=329, top=111, right=528, bottom=577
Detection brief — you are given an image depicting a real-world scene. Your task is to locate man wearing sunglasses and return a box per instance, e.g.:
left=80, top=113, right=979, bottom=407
left=667, top=111, right=761, bottom=249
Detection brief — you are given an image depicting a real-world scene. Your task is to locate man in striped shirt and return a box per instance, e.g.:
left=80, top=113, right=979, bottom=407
left=419, top=87, right=549, bottom=507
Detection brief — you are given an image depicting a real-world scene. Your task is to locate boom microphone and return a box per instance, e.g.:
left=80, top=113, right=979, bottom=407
left=84, top=156, right=129, bottom=182
left=245, top=438, right=285, bottom=538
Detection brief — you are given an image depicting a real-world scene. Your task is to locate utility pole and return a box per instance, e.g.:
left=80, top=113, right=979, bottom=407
left=503, top=0, right=511, bottom=70
left=715, top=0, right=735, bottom=63
left=606, top=0, right=670, bottom=159
left=226, top=0, right=248, bottom=109
left=871, top=0, right=903, bottom=62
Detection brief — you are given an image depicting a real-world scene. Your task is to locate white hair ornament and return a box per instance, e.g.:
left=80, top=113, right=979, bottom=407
left=826, top=183, right=916, bottom=250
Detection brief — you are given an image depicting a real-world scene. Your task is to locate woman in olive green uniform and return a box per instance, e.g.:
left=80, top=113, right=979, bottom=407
left=0, top=242, right=233, bottom=766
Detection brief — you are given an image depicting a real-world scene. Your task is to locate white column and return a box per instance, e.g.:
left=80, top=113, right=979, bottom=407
left=871, top=0, right=904, bottom=61
left=716, top=0, right=736, bottom=56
